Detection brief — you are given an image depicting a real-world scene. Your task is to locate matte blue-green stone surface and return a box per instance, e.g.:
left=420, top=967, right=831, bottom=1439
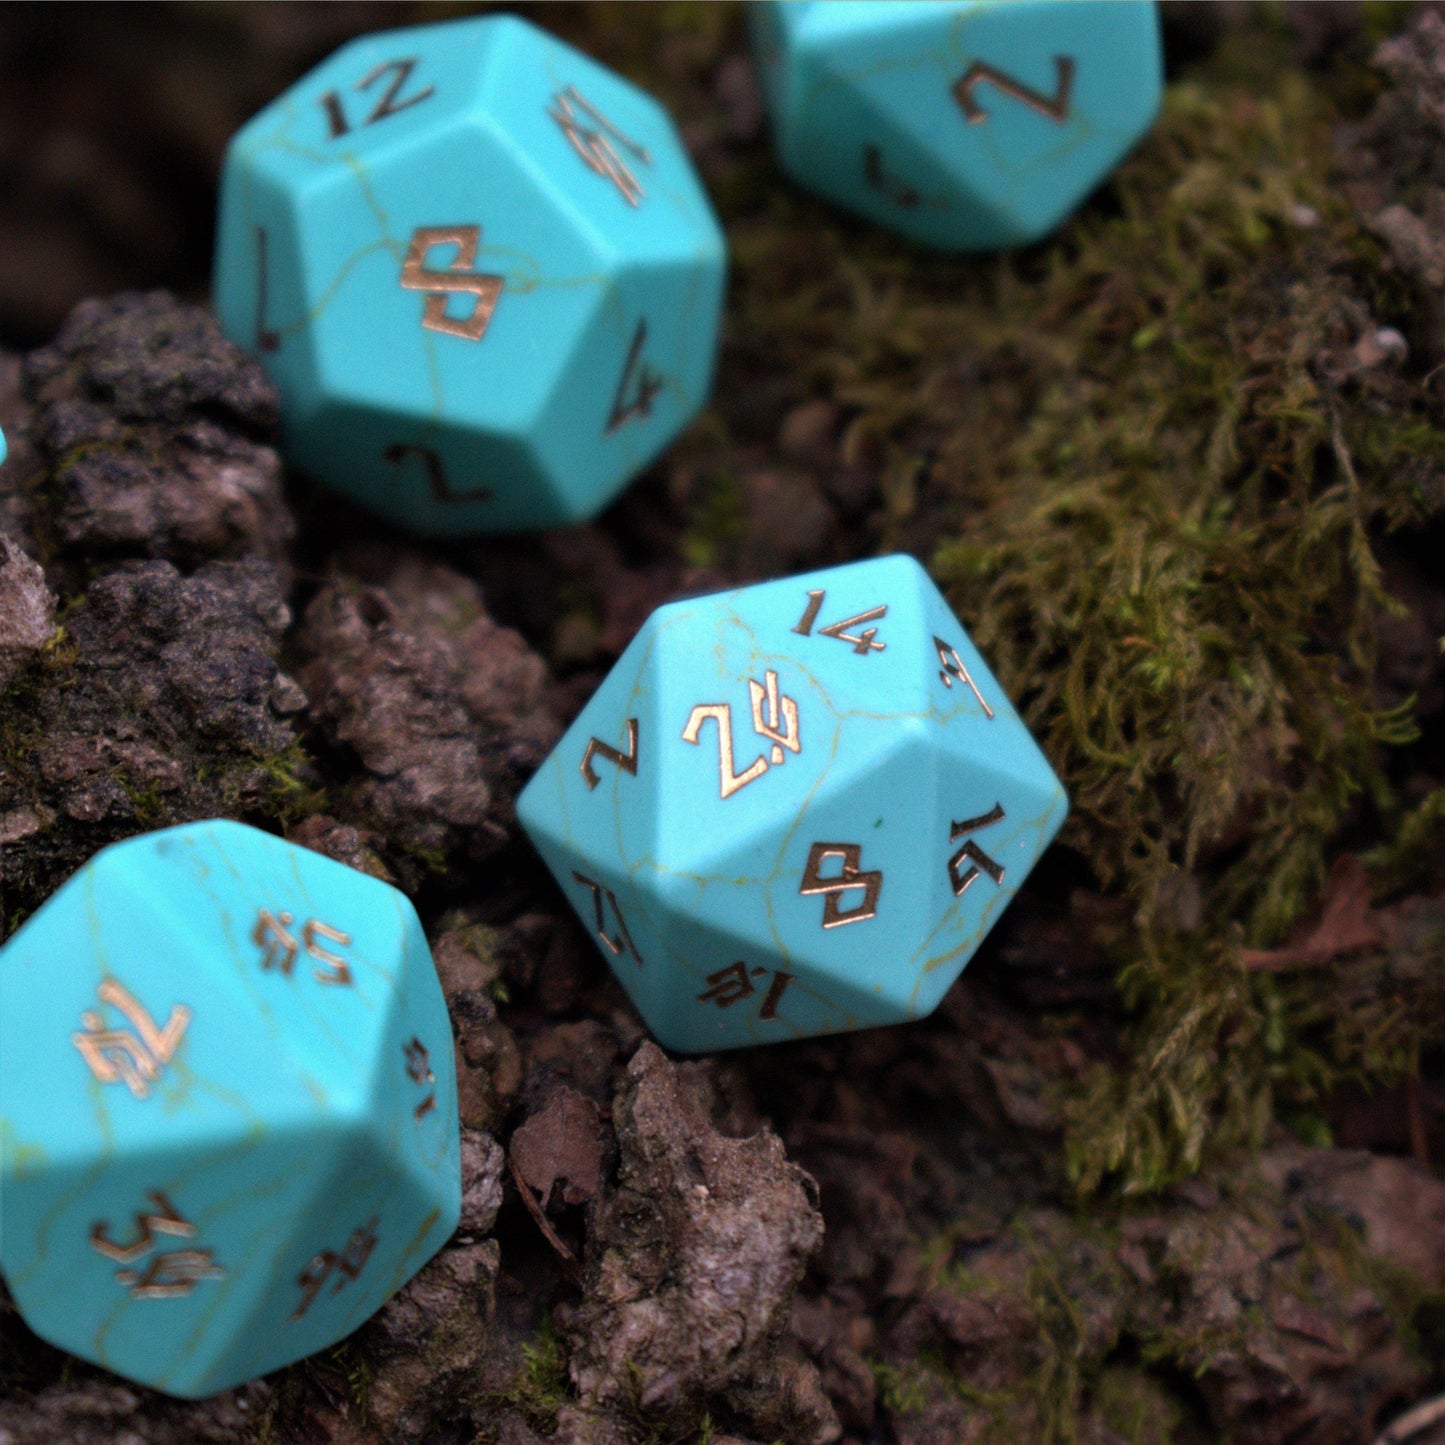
left=517, top=555, right=1068, bottom=1052
left=750, top=0, right=1162, bottom=251
left=0, top=820, right=460, bottom=1398
left=213, top=13, right=725, bottom=534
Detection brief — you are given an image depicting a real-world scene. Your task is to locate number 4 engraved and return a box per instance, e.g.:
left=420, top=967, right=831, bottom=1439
left=606, top=320, right=664, bottom=434
left=934, top=636, right=994, bottom=718
left=793, top=589, right=887, bottom=654
left=580, top=718, right=639, bottom=790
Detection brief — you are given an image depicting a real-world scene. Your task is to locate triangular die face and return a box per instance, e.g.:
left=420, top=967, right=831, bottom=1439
left=651, top=722, right=940, bottom=1037
left=647, top=556, right=939, bottom=881
left=911, top=741, right=1067, bottom=1019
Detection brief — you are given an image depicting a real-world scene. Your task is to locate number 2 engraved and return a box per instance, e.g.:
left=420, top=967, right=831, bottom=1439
left=321, top=57, right=435, bottom=140
left=580, top=718, right=639, bottom=790
left=947, top=804, right=1006, bottom=896
left=606, top=319, right=663, bottom=434
left=793, top=589, right=887, bottom=654
left=953, top=57, right=1075, bottom=125
left=384, top=443, right=494, bottom=504
left=934, top=636, right=994, bottom=718
left=399, top=226, right=503, bottom=342
left=681, top=704, right=768, bottom=800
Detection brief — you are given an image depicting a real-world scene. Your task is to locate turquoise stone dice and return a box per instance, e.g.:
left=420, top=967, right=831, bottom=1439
left=0, top=820, right=459, bottom=1397
left=212, top=14, right=725, bottom=535
left=749, top=0, right=1163, bottom=251
left=517, top=555, right=1067, bottom=1052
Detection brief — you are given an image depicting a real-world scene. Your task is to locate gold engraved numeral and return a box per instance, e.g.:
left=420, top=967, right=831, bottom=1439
left=321, top=56, right=435, bottom=139
left=948, top=803, right=1006, bottom=896
left=696, top=962, right=794, bottom=1021
left=548, top=84, right=652, bottom=206
left=681, top=704, right=768, bottom=799
left=72, top=979, right=191, bottom=1100
left=291, top=1219, right=379, bottom=1322
left=934, top=635, right=994, bottom=719
left=572, top=872, right=643, bottom=965
left=400, top=226, right=503, bottom=342
left=304, top=920, right=352, bottom=986
left=863, top=144, right=922, bottom=209
left=90, top=1190, right=193, bottom=1263
left=953, top=57, right=1075, bottom=125
left=384, top=443, right=494, bottom=504
left=255, top=226, right=280, bottom=352
left=748, top=669, right=801, bottom=765
left=683, top=669, right=801, bottom=799
left=581, top=718, right=640, bottom=790
left=606, top=319, right=664, bottom=434
left=90, top=1190, right=224, bottom=1298
left=793, top=589, right=887, bottom=654
left=800, top=843, right=882, bottom=928
left=404, top=1037, right=436, bottom=1120
left=254, top=910, right=353, bottom=986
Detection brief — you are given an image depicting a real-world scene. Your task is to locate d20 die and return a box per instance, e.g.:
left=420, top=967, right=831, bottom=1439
left=0, top=820, right=459, bottom=1398
left=214, top=14, right=725, bottom=535
left=517, top=555, right=1067, bottom=1052
left=749, top=0, right=1162, bottom=251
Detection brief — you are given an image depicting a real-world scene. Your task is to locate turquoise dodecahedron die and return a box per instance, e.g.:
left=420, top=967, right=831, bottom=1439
left=0, top=821, right=460, bottom=1398
left=749, top=0, right=1163, bottom=251
left=213, top=14, right=726, bottom=534
left=517, top=555, right=1068, bottom=1052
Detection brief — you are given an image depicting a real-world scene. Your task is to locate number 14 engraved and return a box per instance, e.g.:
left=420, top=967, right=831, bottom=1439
left=793, top=589, right=886, bottom=654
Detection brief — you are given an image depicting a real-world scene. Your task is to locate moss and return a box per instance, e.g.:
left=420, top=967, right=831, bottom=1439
left=721, top=11, right=1445, bottom=1193
left=475, top=1319, right=570, bottom=1438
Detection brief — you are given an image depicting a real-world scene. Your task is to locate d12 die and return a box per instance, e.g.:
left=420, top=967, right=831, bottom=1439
left=0, top=821, right=459, bottom=1398
left=517, top=555, right=1067, bottom=1052
left=749, top=0, right=1162, bottom=251
left=213, top=14, right=725, bottom=534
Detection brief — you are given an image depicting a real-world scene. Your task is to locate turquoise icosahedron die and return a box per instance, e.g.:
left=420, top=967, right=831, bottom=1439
left=0, top=821, right=460, bottom=1398
left=749, top=0, right=1163, bottom=251
left=517, top=555, right=1068, bottom=1052
left=213, top=14, right=726, bottom=535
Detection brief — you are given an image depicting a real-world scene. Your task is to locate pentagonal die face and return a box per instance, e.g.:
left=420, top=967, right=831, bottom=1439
left=518, top=555, right=1068, bottom=1053
left=214, top=14, right=726, bottom=535
left=0, top=821, right=459, bottom=1398
left=750, top=0, right=1162, bottom=251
